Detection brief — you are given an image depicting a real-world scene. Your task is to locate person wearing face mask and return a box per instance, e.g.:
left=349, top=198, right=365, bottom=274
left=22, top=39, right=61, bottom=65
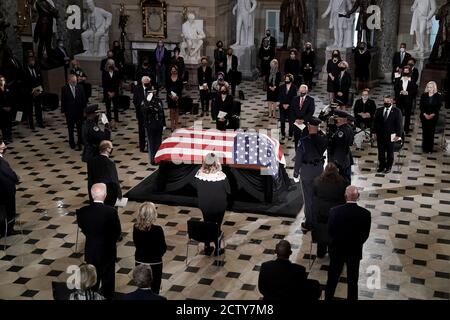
left=406, top=58, right=419, bottom=85
left=392, top=43, right=411, bottom=83
left=135, top=57, right=155, bottom=87
left=266, top=59, right=281, bottom=118
left=214, top=41, right=227, bottom=75
left=0, top=140, right=20, bottom=238
left=327, top=50, right=342, bottom=104
left=394, top=65, right=418, bottom=134
left=87, top=140, right=122, bottom=207
left=278, top=74, right=298, bottom=141
left=100, top=50, right=115, bottom=73
left=154, top=39, right=169, bottom=89
left=301, top=43, right=316, bottom=89
left=101, top=59, right=121, bottom=124
left=353, top=89, right=376, bottom=134
left=197, top=57, right=213, bottom=117
left=23, top=56, right=45, bottom=129
left=142, top=88, right=166, bottom=165
left=373, top=96, right=403, bottom=173
left=353, top=42, right=371, bottom=91
left=290, top=85, right=315, bottom=148
left=224, top=48, right=239, bottom=97
left=61, top=74, right=87, bottom=151
left=284, top=49, right=301, bottom=87
left=420, top=81, right=443, bottom=154
left=170, top=47, right=186, bottom=83
left=214, top=85, right=234, bottom=131
left=133, top=76, right=154, bottom=153
left=261, top=29, right=277, bottom=49
left=0, top=76, right=13, bottom=143
left=259, top=39, right=275, bottom=90
left=166, top=66, right=183, bottom=131
left=81, top=105, right=111, bottom=163
left=112, top=40, right=125, bottom=71
left=334, top=61, right=352, bottom=107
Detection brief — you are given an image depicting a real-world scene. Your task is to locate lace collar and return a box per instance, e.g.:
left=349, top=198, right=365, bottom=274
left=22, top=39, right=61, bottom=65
left=195, top=170, right=227, bottom=182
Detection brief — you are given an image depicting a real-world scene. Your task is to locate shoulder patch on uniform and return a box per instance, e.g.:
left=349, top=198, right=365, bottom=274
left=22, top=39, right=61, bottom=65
left=93, top=126, right=99, bottom=132
left=338, top=131, right=344, bottom=138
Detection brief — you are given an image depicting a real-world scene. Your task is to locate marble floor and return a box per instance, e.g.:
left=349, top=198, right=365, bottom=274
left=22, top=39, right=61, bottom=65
left=0, top=79, right=449, bottom=300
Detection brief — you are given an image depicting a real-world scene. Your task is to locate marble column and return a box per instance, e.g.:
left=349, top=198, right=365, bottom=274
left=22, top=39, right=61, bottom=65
left=376, top=0, right=400, bottom=83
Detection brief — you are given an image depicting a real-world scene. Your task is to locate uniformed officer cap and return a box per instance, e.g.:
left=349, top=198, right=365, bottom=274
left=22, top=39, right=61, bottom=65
left=334, top=110, right=351, bottom=119
left=308, top=117, right=321, bottom=126
left=85, top=104, right=99, bottom=114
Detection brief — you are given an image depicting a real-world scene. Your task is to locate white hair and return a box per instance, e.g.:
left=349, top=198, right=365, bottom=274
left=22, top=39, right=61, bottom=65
left=141, top=76, right=151, bottom=83
left=91, top=183, right=107, bottom=201
left=300, top=84, right=309, bottom=92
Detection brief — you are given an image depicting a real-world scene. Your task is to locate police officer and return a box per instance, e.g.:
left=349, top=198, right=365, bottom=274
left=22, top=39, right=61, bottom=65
left=81, top=105, right=112, bottom=163
left=142, top=89, right=166, bottom=165
left=328, top=110, right=354, bottom=182
left=293, top=117, right=328, bottom=232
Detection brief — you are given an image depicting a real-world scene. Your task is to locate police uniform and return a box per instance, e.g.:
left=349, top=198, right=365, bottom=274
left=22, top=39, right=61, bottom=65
left=142, top=91, right=166, bottom=164
left=81, top=105, right=112, bottom=163
left=294, top=117, right=328, bottom=230
left=327, top=111, right=354, bottom=182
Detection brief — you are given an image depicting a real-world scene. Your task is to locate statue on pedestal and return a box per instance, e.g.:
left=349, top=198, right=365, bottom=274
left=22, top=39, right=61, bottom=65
left=430, top=0, right=450, bottom=63
left=80, top=0, right=112, bottom=57
left=280, top=0, right=308, bottom=49
left=33, top=0, right=59, bottom=64
left=180, top=12, right=206, bottom=64
left=410, top=0, right=437, bottom=53
left=232, top=0, right=257, bottom=47
left=321, top=0, right=353, bottom=48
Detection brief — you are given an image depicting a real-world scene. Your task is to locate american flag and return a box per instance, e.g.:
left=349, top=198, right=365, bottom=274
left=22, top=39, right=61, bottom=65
left=155, top=129, right=286, bottom=178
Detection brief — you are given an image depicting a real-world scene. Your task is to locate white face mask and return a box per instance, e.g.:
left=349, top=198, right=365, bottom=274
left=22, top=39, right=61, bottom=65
left=0, top=80, right=5, bottom=86
left=400, top=48, right=405, bottom=53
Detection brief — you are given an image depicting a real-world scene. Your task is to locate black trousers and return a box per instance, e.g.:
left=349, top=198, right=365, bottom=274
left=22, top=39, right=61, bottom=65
left=377, top=136, right=394, bottom=169
left=90, top=259, right=116, bottom=300
left=202, top=210, right=225, bottom=248
left=66, top=116, right=83, bottom=147
left=303, top=68, right=313, bottom=88
left=279, top=107, right=293, bottom=138
left=199, top=90, right=210, bottom=113
left=325, top=252, right=361, bottom=300
left=398, top=101, right=414, bottom=133
left=0, top=110, right=13, bottom=140
left=135, top=262, right=163, bottom=294
left=0, top=193, right=16, bottom=235
left=421, top=117, right=438, bottom=152
left=293, top=126, right=307, bottom=149
left=317, top=243, right=328, bottom=257
left=26, top=96, right=43, bottom=128
left=104, top=94, right=119, bottom=122
left=146, top=126, right=163, bottom=163
left=137, top=113, right=146, bottom=152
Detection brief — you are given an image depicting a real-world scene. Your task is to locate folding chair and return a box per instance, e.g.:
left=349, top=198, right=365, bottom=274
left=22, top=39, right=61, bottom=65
left=393, top=132, right=405, bottom=172
left=0, top=204, right=24, bottom=252
left=186, top=219, right=224, bottom=266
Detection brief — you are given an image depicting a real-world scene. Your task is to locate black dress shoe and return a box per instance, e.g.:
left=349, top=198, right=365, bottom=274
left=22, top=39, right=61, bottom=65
left=70, top=144, right=76, bottom=150
left=204, top=246, right=214, bottom=256
left=384, top=167, right=391, bottom=174
left=377, top=167, right=384, bottom=173
left=75, top=145, right=82, bottom=151
left=301, top=222, right=312, bottom=233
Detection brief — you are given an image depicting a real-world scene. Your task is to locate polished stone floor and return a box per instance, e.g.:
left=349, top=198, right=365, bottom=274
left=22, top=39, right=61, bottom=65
left=0, top=79, right=449, bottom=300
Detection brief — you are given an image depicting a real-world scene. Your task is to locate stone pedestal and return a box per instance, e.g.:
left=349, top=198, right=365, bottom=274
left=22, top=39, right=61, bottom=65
left=231, top=45, right=258, bottom=80
left=41, top=66, right=66, bottom=99
left=409, top=50, right=431, bottom=86
left=185, top=63, right=201, bottom=86
left=74, top=54, right=106, bottom=85
left=320, top=47, right=354, bottom=81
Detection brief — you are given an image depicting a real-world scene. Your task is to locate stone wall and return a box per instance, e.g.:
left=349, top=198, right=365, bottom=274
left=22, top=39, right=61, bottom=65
left=0, top=0, right=20, bottom=58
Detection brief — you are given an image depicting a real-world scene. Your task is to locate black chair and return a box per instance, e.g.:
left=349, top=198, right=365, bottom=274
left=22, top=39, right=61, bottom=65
left=52, top=281, right=75, bottom=300
left=186, top=219, right=224, bottom=266
left=393, top=131, right=405, bottom=171
left=0, top=204, right=23, bottom=251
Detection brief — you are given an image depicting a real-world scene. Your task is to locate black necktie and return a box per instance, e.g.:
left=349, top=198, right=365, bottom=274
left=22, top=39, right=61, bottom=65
left=384, top=108, right=389, bottom=121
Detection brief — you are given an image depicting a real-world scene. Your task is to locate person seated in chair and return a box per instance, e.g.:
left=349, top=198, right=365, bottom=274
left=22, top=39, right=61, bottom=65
left=353, top=89, right=376, bottom=134
left=123, top=265, right=166, bottom=300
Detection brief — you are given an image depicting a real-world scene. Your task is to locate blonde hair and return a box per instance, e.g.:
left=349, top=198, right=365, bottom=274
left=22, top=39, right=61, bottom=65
left=105, top=59, right=116, bottom=72
left=425, top=81, right=438, bottom=95
left=270, top=59, right=279, bottom=70
left=200, top=154, right=222, bottom=174
left=135, top=202, right=158, bottom=231
left=78, top=264, right=97, bottom=291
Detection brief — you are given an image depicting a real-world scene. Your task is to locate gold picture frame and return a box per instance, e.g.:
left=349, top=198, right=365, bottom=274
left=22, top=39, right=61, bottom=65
left=141, top=0, right=167, bottom=38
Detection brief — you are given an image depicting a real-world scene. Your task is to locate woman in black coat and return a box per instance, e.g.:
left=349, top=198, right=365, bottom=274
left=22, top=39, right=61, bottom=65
left=284, top=49, right=301, bottom=86
left=0, top=76, right=13, bottom=142
left=301, top=43, right=316, bottom=89
left=194, top=153, right=230, bottom=256
left=278, top=74, right=298, bottom=140
left=197, top=57, right=213, bottom=117
left=133, top=202, right=167, bottom=294
left=420, top=81, right=443, bottom=153
left=214, top=41, right=227, bottom=75
left=214, top=85, right=234, bottom=131
left=326, top=50, right=342, bottom=104
left=312, top=163, right=349, bottom=258
left=266, top=59, right=281, bottom=118
left=166, top=65, right=183, bottom=131
left=102, top=59, right=121, bottom=123
left=259, top=39, right=275, bottom=88
left=353, top=42, right=371, bottom=91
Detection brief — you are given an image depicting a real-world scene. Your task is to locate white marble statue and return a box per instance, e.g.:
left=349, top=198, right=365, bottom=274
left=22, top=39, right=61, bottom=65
left=410, top=0, right=437, bottom=53
left=232, top=0, right=257, bottom=46
left=80, top=0, right=112, bottom=57
left=180, top=12, right=206, bottom=64
left=344, top=11, right=355, bottom=48
left=321, top=0, right=353, bottom=48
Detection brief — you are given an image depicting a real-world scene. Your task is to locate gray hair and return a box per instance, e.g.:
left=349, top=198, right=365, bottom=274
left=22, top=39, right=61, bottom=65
left=105, top=59, right=116, bottom=72
left=91, top=183, right=107, bottom=201
left=133, top=264, right=153, bottom=288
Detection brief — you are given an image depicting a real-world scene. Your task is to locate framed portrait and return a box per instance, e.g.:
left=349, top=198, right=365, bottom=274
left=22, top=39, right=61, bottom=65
left=141, top=0, right=167, bottom=38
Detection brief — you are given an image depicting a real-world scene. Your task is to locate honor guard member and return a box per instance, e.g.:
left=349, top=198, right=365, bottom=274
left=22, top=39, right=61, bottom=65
left=293, top=117, right=328, bottom=232
left=328, top=110, right=354, bottom=182
left=82, top=105, right=112, bottom=163
left=142, top=90, right=166, bottom=165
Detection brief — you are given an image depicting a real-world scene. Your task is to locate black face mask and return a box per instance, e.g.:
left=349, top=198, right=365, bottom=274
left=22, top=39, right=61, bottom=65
left=339, top=66, right=346, bottom=71
left=332, top=53, right=339, bottom=58
left=403, top=73, right=410, bottom=77
left=408, top=64, right=414, bottom=68
left=384, top=103, right=391, bottom=108
left=300, top=92, right=306, bottom=97
left=266, top=33, right=270, bottom=36
left=285, top=80, right=291, bottom=84
left=144, top=83, right=150, bottom=88
left=221, top=91, right=227, bottom=95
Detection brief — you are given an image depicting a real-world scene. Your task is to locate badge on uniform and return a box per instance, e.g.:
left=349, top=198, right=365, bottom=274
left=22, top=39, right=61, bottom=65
left=93, top=126, right=99, bottom=132
left=338, top=131, right=344, bottom=138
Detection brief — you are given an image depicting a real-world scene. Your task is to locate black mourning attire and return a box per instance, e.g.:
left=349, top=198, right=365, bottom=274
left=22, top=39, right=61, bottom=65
left=420, top=93, right=443, bottom=153
left=87, top=154, right=122, bottom=207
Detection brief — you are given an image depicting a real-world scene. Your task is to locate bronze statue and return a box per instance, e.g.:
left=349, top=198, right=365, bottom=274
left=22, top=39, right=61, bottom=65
left=430, top=0, right=450, bottom=64
left=280, top=0, right=308, bottom=49
left=342, top=0, right=377, bottom=47
left=0, top=10, right=11, bottom=70
left=33, top=0, right=59, bottom=64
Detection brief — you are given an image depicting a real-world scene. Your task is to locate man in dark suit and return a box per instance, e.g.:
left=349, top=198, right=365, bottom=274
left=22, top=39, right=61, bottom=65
left=334, top=61, right=352, bottom=106
left=406, top=58, right=420, bottom=85
left=2, top=48, right=25, bottom=120
left=259, top=240, right=321, bottom=301
left=0, top=140, right=20, bottom=238
left=353, top=89, right=377, bottom=132
left=392, top=43, right=411, bottom=83
left=133, top=76, right=152, bottom=152
left=373, top=95, right=403, bottom=173
left=325, top=186, right=371, bottom=300
left=87, top=140, right=122, bottom=207
left=261, top=29, right=277, bottom=49
left=77, top=183, right=122, bottom=300
left=290, top=84, right=315, bottom=148
left=394, top=66, right=418, bottom=134
left=61, top=74, right=87, bottom=150
left=23, top=56, right=44, bottom=129
left=123, top=265, right=166, bottom=300
left=225, top=47, right=239, bottom=97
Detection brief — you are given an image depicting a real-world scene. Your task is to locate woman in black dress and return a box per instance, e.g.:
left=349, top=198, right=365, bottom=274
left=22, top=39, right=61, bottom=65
left=133, top=202, right=167, bottom=294
left=170, top=47, right=186, bottom=82
left=353, top=42, right=371, bottom=91
left=214, top=41, right=227, bottom=76
left=214, top=85, right=234, bottom=131
left=0, top=75, right=13, bottom=142
left=420, top=81, right=443, bottom=153
left=266, top=59, right=281, bottom=118
left=194, top=153, right=230, bottom=255
left=326, top=50, right=342, bottom=104
left=312, top=163, right=349, bottom=258
left=197, top=57, right=213, bottom=117
left=301, top=42, right=316, bottom=89
left=259, top=38, right=275, bottom=89
left=101, top=59, right=121, bottom=123
left=166, top=65, right=183, bottom=131
left=284, top=49, right=301, bottom=86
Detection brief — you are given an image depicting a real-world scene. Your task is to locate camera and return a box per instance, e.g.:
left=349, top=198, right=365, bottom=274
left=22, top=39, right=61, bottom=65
left=318, top=104, right=339, bottom=136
